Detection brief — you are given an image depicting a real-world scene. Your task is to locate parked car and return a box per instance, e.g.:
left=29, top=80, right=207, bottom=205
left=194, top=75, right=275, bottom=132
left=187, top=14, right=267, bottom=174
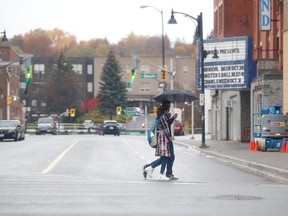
left=11, top=120, right=25, bottom=140
left=36, top=117, right=57, bottom=135
left=0, top=120, right=23, bottom=141
left=93, top=123, right=102, bottom=134
left=83, top=120, right=94, bottom=129
left=100, top=120, right=120, bottom=136
left=117, top=123, right=126, bottom=131
left=174, top=120, right=184, bottom=136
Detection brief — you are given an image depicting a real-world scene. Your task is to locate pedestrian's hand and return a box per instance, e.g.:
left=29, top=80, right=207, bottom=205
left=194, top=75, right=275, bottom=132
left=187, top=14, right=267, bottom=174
left=173, top=113, right=178, bottom=119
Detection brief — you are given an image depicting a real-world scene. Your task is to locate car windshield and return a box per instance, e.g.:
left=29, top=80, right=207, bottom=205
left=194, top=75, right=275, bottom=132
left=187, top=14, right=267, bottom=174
left=38, top=118, right=53, bottom=124
left=0, top=121, right=17, bottom=127
left=105, top=122, right=118, bottom=126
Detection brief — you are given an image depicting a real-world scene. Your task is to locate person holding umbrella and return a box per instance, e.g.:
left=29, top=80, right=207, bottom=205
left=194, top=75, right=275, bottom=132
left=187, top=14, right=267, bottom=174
left=143, top=100, right=178, bottom=180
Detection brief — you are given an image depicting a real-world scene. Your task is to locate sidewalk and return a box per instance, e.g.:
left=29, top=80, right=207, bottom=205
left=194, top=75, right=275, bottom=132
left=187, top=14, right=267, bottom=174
left=174, top=134, right=288, bottom=183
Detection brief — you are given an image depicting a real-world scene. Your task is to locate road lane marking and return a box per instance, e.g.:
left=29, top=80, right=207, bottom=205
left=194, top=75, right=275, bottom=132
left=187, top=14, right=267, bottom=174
left=41, top=139, right=80, bottom=174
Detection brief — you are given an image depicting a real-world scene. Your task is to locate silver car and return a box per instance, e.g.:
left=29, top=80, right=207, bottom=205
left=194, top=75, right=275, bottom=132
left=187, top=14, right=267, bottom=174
left=36, top=117, right=57, bottom=135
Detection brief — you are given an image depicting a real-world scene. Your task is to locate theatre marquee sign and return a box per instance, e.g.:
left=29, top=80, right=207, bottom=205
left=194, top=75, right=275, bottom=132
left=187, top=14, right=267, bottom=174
left=197, top=36, right=256, bottom=90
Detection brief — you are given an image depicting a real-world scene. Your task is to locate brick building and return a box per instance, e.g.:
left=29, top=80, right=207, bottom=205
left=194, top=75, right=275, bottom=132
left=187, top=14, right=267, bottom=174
left=250, top=0, right=284, bottom=138
left=212, top=0, right=284, bottom=141
left=283, top=0, right=288, bottom=113
left=93, top=56, right=200, bottom=131
left=21, top=57, right=94, bottom=122
left=0, top=43, right=24, bottom=123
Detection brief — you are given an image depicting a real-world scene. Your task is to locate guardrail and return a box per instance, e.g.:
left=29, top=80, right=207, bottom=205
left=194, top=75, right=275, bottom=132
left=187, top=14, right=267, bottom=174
left=25, top=123, right=146, bottom=135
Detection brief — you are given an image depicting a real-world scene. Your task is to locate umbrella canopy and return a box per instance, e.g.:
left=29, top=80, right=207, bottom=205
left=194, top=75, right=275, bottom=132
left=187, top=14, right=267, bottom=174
left=153, top=89, right=198, bottom=103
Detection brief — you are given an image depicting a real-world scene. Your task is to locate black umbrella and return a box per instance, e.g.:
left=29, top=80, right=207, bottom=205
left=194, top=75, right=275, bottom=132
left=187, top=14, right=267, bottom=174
left=153, top=89, right=198, bottom=103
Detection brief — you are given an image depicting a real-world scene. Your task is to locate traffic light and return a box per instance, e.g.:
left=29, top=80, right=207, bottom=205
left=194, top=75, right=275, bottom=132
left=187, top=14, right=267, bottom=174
left=130, top=68, right=137, bottom=80
left=7, top=96, right=13, bottom=105
left=70, top=108, right=75, bottom=117
left=24, top=66, right=33, bottom=94
left=161, top=68, right=166, bottom=80
left=129, top=68, right=137, bottom=87
left=25, top=66, right=33, bottom=79
left=116, top=106, right=122, bottom=115
left=6, top=66, right=12, bottom=74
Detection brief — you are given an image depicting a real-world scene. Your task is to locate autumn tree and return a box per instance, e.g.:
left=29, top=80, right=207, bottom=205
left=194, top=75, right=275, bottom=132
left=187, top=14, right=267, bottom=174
left=19, top=28, right=77, bottom=58
left=97, top=50, right=127, bottom=119
left=41, top=52, right=83, bottom=114
left=79, top=98, right=101, bottom=112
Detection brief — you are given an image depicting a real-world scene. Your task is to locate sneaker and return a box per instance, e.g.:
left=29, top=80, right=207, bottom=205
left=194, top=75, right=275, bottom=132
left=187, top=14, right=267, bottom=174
left=142, top=166, right=147, bottom=179
left=144, top=166, right=154, bottom=178
left=159, top=174, right=170, bottom=180
left=166, top=174, right=179, bottom=180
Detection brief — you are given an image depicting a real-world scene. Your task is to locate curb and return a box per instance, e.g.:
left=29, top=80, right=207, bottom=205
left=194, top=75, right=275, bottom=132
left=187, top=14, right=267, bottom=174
left=174, top=140, right=288, bottom=183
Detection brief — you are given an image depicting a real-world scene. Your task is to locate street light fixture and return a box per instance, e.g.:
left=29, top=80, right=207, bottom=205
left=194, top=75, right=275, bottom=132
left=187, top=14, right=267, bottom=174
left=140, top=5, right=166, bottom=89
left=1, top=30, right=8, bottom=42
left=168, top=9, right=207, bottom=148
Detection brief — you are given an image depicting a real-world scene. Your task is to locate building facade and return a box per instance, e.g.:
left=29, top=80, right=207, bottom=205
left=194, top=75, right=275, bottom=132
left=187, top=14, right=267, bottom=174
left=212, top=0, right=284, bottom=142
left=93, top=56, right=200, bottom=131
left=284, top=0, right=288, bottom=113
left=21, top=55, right=200, bottom=131
left=212, top=0, right=255, bottom=141
left=21, top=57, right=94, bottom=122
left=250, top=0, right=284, bottom=138
left=0, top=43, right=24, bottom=123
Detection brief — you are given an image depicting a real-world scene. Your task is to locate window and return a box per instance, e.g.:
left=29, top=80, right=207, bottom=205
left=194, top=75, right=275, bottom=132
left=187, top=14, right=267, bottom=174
left=31, top=100, right=37, bottom=107
left=140, top=82, right=150, bottom=92
left=34, top=64, right=45, bottom=74
left=41, top=101, right=46, bottom=107
left=73, top=64, right=83, bottom=74
left=183, top=66, right=188, bottom=74
left=140, top=65, right=150, bottom=73
left=122, top=64, right=131, bottom=73
left=20, top=82, right=26, bottom=89
left=87, top=82, right=93, bottom=92
left=87, top=64, right=93, bottom=75
left=219, top=5, right=223, bottom=31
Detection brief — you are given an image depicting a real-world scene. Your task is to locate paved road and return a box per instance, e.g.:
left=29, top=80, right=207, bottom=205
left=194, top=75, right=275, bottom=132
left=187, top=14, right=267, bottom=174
left=0, top=135, right=288, bottom=215
left=174, top=134, right=288, bottom=183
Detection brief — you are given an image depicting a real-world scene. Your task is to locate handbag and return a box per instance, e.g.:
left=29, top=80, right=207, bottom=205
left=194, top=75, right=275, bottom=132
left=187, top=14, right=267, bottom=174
left=147, top=118, right=158, bottom=148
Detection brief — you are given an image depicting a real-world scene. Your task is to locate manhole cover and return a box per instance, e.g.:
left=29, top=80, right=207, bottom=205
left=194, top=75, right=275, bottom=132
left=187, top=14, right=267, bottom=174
left=214, top=194, right=263, bottom=201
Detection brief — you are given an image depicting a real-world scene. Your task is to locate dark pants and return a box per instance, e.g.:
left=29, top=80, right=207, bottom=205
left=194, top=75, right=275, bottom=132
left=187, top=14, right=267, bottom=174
left=166, top=143, right=175, bottom=176
left=144, top=156, right=169, bottom=174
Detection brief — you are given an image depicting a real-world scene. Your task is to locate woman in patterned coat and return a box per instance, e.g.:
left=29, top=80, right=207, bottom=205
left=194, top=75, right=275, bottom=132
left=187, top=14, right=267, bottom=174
left=143, top=100, right=178, bottom=180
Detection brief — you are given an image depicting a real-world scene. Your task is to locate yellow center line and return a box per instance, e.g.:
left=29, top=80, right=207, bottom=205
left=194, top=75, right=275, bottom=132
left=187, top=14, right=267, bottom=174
left=41, top=139, right=80, bottom=174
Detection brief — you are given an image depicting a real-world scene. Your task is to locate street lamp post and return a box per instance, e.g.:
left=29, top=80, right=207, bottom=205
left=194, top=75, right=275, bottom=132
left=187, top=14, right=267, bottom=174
left=140, top=5, right=166, bottom=89
left=168, top=10, right=207, bottom=147
left=0, top=30, right=8, bottom=42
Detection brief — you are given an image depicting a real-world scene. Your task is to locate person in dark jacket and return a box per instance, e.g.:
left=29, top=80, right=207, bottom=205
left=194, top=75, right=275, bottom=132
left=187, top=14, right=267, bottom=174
left=143, top=100, right=178, bottom=180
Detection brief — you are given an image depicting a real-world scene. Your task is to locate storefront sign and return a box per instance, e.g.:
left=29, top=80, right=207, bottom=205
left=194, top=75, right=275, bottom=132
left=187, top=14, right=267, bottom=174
left=260, top=0, right=271, bottom=31
left=197, top=36, right=256, bottom=90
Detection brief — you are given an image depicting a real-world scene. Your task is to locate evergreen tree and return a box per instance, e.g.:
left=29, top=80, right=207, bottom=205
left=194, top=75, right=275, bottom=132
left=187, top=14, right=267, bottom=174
left=41, top=52, right=82, bottom=114
left=97, top=50, right=127, bottom=119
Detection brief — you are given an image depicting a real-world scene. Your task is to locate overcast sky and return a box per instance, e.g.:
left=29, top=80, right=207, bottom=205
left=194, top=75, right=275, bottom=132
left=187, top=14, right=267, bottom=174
left=1, top=0, right=213, bottom=44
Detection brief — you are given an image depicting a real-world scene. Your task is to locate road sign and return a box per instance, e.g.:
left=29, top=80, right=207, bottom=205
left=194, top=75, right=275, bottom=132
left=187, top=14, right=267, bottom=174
left=125, top=110, right=137, bottom=116
left=141, top=74, right=158, bottom=78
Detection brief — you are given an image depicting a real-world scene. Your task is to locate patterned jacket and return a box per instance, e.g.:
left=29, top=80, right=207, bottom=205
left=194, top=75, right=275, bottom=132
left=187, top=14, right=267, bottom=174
left=155, top=113, right=174, bottom=157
